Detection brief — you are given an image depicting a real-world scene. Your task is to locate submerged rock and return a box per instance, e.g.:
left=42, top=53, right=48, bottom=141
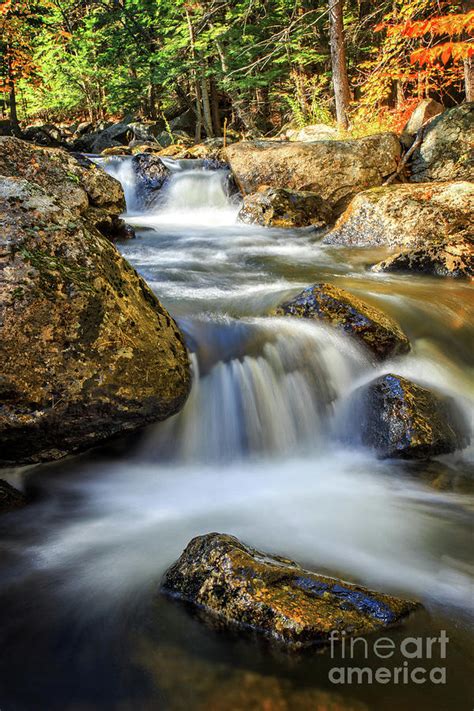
left=161, top=533, right=419, bottom=647
left=348, top=374, right=469, bottom=459
left=0, top=176, right=191, bottom=465
left=324, top=182, right=474, bottom=249
left=272, top=283, right=409, bottom=361
left=225, top=134, right=401, bottom=214
left=238, top=187, right=333, bottom=228
left=136, top=641, right=369, bottom=711
left=410, top=103, right=474, bottom=183
left=372, top=234, right=473, bottom=279
left=0, top=480, right=27, bottom=514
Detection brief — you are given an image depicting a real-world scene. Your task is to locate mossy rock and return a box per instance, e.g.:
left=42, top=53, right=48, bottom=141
left=372, top=234, right=473, bottom=279
left=161, top=533, right=419, bottom=647
left=272, top=283, right=410, bottom=361
left=0, top=176, right=191, bottom=465
left=238, top=187, right=333, bottom=228
left=349, top=374, right=469, bottom=459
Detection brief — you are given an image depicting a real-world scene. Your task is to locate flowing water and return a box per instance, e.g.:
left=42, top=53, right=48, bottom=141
left=0, top=156, right=473, bottom=710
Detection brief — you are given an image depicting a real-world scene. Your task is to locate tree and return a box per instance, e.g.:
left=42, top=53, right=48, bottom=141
left=328, top=0, right=351, bottom=128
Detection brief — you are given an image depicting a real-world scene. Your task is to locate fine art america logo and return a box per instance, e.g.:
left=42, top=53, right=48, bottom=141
left=328, top=630, right=449, bottom=685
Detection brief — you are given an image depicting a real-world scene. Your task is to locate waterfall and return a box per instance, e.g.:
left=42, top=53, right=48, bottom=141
left=140, top=317, right=368, bottom=462
left=97, top=154, right=240, bottom=226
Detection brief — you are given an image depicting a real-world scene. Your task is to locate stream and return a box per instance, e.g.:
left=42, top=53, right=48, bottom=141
left=0, top=157, right=472, bottom=710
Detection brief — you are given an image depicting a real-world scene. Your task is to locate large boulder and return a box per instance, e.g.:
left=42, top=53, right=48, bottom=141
left=238, top=187, right=333, bottom=228
left=0, top=480, right=27, bottom=514
left=23, top=124, right=65, bottom=147
left=286, top=124, right=339, bottom=142
left=410, top=103, right=474, bottom=183
left=400, top=99, right=444, bottom=147
left=0, top=175, right=191, bottom=465
left=0, top=137, right=126, bottom=238
left=348, top=374, right=468, bottom=459
left=225, top=134, right=401, bottom=213
left=272, top=283, right=409, bottom=361
left=324, top=182, right=474, bottom=249
left=372, top=234, right=473, bottom=279
left=161, top=533, right=419, bottom=647
left=132, top=153, right=171, bottom=208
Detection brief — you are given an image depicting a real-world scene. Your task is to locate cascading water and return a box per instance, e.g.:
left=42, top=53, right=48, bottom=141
left=0, top=154, right=472, bottom=711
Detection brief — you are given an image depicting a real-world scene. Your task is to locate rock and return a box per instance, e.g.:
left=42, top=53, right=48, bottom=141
left=161, top=533, right=419, bottom=647
left=348, top=374, right=469, bottom=459
left=410, top=103, right=474, bottom=183
left=0, top=480, right=27, bottom=514
left=400, top=99, right=444, bottom=147
left=272, top=283, right=409, bottom=361
left=324, top=182, right=474, bottom=249
left=132, top=153, right=171, bottom=208
left=225, top=134, right=401, bottom=214
left=238, top=188, right=333, bottom=228
left=0, top=137, right=125, bottom=228
left=101, top=145, right=132, bottom=156
left=84, top=208, right=136, bottom=241
left=372, top=234, right=473, bottom=279
left=127, top=120, right=164, bottom=143
left=169, top=109, right=195, bottom=133
left=286, top=124, right=339, bottom=142
left=23, top=124, right=64, bottom=147
left=0, top=175, right=191, bottom=465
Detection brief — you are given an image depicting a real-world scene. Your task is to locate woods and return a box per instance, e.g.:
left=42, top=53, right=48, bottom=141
left=1, top=0, right=473, bottom=137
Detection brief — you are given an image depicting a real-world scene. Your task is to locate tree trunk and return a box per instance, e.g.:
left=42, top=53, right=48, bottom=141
left=328, top=0, right=351, bottom=129
left=210, top=77, right=221, bottom=136
left=464, top=57, right=474, bottom=102
left=200, top=69, right=214, bottom=138
left=7, top=53, right=21, bottom=137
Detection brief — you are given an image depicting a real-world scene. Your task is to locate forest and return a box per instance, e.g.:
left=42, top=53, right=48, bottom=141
left=1, top=0, right=473, bottom=137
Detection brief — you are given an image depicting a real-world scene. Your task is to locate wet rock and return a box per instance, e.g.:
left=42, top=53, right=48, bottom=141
left=101, top=145, right=132, bottom=156
left=225, top=134, right=401, bottom=214
left=400, top=99, right=444, bottom=147
left=132, top=153, right=171, bottom=190
left=372, top=234, right=473, bottom=279
left=286, top=124, right=339, bottom=141
left=0, top=480, right=27, bottom=514
left=349, top=374, right=469, bottom=459
left=238, top=188, right=333, bottom=228
left=0, top=137, right=124, bottom=220
left=410, top=103, right=474, bottom=183
left=324, top=182, right=474, bottom=249
left=0, top=176, right=191, bottom=465
left=272, top=283, right=410, bottom=361
left=84, top=207, right=136, bottom=241
left=161, top=533, right=419, bottom=647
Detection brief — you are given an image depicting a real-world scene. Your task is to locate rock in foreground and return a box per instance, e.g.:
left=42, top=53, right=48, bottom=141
left=225, top=134, right=401, bottom=213
left=238, top=187, right=333, bottom=228
left=0, top=176, right=191, bottom=466
left=372, top=235, right=473, bottom=279
left=0, top=136, right=127, bottom=240
left=161, top=533, right=419, bottom=647
left=349, top=374, right=468, bottom=459
left=272, top=283, right=409, bottom=361
left=324, top=182, right=474, bottom=249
